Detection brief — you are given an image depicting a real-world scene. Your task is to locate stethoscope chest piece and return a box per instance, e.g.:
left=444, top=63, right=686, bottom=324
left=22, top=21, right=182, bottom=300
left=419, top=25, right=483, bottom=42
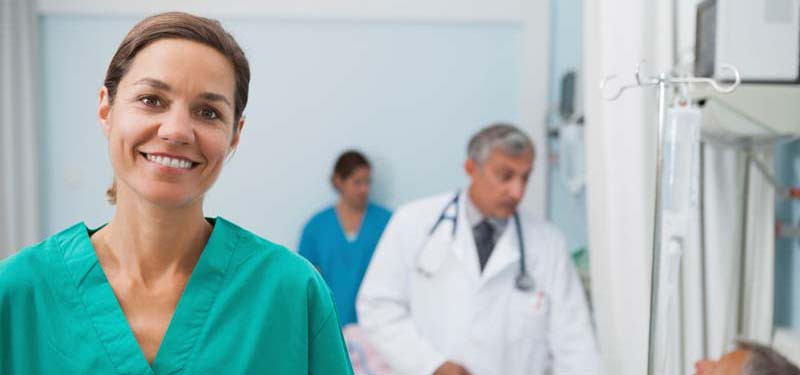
left=515, top=272, right=535, bottom=291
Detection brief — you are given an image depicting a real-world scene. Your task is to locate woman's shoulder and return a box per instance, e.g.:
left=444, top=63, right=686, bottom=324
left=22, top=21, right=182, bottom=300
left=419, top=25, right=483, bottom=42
left=368, top=202, right=392, bottom=218
left=221, top=219, right=332, bottom=312
left=0, top=223, right=83, bottom=297
left=302, top=205, right=336, bottom=230
left=219, top=217, right=323, bottom=282
left=0, top=245, right=43, bottom=292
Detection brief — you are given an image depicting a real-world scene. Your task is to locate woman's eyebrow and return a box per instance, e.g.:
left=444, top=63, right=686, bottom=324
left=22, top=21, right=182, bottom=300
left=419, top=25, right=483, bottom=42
left=134, top=77, right=171, bottom=90
left=134, top=77, right=232, bottom=108
left=199, top=92, right=232, bottom=108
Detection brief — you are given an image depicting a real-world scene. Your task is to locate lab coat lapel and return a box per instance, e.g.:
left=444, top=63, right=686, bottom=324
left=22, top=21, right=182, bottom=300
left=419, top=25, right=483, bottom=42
left=416, top=215, right=454, bottom=276
left=453, top=190, right=481, bottom=281
left=478, top=218, right=520, bottom=288
left=416, top=191, right=461, bottom=277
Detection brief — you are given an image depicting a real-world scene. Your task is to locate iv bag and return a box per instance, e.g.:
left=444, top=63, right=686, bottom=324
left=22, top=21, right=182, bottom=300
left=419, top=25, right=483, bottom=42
left=652, top=105, right=702, bottom=375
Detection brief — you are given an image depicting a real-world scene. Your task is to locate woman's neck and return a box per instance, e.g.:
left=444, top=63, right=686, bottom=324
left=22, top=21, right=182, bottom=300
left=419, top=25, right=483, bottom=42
left=337, top=199, right=366, bottom=215
left=336, top=199, right=366, bottom=233
left=93, top=188, right=212, bottom=286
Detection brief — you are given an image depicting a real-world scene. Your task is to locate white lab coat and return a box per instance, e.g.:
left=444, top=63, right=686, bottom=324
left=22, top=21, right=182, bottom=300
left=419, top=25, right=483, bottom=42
left=356, top=190, right=598, bottom=375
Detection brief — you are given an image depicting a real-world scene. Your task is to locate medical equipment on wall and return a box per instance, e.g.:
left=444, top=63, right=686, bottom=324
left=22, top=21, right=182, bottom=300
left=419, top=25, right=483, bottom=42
left=558, top=123, right=586, bottom=194
left=421, top=192, right=535, bottom=291
left=559, top=71, right=582, bottom=122
left=601, top=61, right=741, bottom=375
left=549, top=70, right=586, bottom=195
left=760, top=144, right=800, bottom=241
left=695, top=0, right=800, bottom=83
left=748, top=148, right=800, bottom=201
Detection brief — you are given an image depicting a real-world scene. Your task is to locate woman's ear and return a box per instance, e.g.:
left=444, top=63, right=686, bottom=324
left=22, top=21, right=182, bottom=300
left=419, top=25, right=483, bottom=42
left=225, top=117, right=245, bottom=162
left=332, top=175, right=343, bottom=192
left=98, top=86, right=112, bottom=138
left=230, top=116, right=244, bottom=150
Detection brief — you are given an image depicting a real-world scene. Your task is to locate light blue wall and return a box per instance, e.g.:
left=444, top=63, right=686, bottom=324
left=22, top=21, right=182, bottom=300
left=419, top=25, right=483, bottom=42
left=38, top=15, right=523, bottom=248
left=774, top=141, right=800, bottom=330
left=546, top=0, right=586, bottom=253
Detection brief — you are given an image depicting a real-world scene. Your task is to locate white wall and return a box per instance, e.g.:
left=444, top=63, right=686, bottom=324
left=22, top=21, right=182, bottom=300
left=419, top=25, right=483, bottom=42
left=36, top=2, right=550, bottom=249
left=519, top=1, right=552, bottom=225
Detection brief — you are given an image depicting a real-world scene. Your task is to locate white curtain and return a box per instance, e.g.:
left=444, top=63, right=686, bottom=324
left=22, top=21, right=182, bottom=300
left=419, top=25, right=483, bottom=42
left=0, top=0, right=40, bottom=257
left=740, top=149, right=775, bottom=344
left=678, top=138, right=775, bottom=373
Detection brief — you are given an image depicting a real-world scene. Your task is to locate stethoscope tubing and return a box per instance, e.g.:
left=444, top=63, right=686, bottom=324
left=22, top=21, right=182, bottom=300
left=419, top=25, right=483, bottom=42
left=425, top=191, right=534, bottom=291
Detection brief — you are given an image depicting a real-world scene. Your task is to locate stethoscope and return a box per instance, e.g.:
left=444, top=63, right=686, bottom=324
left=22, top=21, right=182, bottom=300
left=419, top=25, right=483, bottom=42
left=423, top=192, right=535, bottom=292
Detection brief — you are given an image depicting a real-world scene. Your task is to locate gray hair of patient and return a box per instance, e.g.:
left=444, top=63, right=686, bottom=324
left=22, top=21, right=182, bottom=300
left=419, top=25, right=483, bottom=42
left=467, top=123, right=535, bottom=166
left=738, top=340, right=800, bottom=375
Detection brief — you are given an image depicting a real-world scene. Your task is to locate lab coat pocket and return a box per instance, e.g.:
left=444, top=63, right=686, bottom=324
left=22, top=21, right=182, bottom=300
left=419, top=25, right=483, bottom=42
left=506, top=289, right=549, bottom=344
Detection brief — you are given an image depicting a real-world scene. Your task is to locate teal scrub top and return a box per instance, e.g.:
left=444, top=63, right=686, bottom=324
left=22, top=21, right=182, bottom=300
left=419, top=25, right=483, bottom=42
left=0, top=217, right=354, bottom=375
left=298, top=203, right=391, bottom=326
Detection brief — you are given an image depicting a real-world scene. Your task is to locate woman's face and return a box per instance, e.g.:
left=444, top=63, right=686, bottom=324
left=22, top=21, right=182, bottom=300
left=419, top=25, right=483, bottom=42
left=98, top=38, right=242, bottom=209
left=336, top=166, right=371, bottom=209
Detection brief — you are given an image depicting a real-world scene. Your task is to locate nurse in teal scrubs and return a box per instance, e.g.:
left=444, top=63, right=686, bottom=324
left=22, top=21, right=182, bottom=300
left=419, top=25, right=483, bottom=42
left=299, top=151, right=391, bottom=327
left=0, top=12, right=352, bottom=375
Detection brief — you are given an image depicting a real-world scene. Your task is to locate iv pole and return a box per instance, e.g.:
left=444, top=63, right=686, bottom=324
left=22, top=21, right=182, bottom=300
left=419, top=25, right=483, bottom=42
left=600, top=62, right=740, bottom=375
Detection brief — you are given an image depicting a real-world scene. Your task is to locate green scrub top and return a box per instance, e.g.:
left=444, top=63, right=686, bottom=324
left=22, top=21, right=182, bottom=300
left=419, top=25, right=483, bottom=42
left=0, top=217, right=354, bottom=375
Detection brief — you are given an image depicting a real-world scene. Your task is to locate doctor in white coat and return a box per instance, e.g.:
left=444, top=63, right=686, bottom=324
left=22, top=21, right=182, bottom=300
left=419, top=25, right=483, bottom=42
left=357, top=123, right=598, bottom=375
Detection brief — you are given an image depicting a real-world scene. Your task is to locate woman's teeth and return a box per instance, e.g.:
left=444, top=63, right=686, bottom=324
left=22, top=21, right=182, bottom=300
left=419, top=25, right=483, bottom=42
left=146, top=154, right=193, bottom=169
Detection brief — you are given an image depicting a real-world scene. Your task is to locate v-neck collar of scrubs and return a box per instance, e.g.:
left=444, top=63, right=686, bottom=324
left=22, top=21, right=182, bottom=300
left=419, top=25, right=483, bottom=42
left=334, top=204, right=369, bottom=244
left=57, top=217, right=238, bottom=375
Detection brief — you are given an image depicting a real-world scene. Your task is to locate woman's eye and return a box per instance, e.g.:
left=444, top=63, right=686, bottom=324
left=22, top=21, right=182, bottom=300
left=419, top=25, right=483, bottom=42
left=198, top=107, right=220, bottom=120
left=140, top=96, right=162, bottom=107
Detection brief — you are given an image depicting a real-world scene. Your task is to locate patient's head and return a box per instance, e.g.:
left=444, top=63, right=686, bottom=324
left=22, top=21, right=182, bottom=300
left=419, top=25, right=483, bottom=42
left=694, top=341, right=800, bottom=375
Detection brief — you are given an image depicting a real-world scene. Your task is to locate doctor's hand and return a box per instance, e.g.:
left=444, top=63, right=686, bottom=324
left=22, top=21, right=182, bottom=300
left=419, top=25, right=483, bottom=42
left=433, top=361, right=472, bottom=375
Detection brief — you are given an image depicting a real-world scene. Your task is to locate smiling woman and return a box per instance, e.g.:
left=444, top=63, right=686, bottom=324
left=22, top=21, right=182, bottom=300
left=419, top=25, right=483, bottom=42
left=0, top=12, right=353, bottom=375
left=100, top=37, right=242, bottom=209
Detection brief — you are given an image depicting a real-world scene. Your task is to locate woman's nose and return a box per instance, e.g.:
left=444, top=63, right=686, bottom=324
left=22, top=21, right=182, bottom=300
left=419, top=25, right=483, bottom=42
left=158, top=109, right=195, bottom=145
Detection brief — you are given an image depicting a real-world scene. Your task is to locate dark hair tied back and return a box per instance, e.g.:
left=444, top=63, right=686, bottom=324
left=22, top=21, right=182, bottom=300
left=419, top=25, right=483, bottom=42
left=331, top=150, right=370, bottom=189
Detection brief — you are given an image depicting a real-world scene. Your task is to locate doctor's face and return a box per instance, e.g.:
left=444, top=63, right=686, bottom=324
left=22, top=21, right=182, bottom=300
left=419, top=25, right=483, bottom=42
left=98, top=38, right=243, bottom=208
left=465, top=148, right=533, bottom=219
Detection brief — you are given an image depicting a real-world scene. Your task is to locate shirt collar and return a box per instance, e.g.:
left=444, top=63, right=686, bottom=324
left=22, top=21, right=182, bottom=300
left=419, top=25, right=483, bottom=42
left=464, top=191, right=508, bottom=233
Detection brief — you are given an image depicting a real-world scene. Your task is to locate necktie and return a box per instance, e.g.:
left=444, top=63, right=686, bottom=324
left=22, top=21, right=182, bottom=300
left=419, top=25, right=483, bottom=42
left=473, top=220, right=495, bottom=272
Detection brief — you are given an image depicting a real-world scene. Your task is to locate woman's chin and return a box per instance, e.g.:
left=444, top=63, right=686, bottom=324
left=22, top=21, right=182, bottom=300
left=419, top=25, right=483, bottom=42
left=136, top=187, right=202, bottom=209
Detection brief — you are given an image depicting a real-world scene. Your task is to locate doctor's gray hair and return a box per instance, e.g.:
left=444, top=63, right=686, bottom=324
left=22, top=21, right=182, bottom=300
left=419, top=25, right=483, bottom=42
left=738, top=341, right=800, bottom=375
left=467, top=123, right=535, bottom=166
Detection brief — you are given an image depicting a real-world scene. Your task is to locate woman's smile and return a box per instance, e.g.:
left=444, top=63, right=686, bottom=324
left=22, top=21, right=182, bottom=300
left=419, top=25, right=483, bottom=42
left=140, top=151, right=200, bottom=173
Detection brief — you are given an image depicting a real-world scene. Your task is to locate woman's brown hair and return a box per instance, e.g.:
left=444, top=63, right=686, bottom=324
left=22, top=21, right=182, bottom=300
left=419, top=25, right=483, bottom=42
left=103, top=12, right=251, bottom=204
left=331, top=150, right=371, bottom=191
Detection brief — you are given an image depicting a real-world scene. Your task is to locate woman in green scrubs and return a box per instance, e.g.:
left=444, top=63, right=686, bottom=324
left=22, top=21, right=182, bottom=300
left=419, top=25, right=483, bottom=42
left=0, top=12, right=353, bottom=375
